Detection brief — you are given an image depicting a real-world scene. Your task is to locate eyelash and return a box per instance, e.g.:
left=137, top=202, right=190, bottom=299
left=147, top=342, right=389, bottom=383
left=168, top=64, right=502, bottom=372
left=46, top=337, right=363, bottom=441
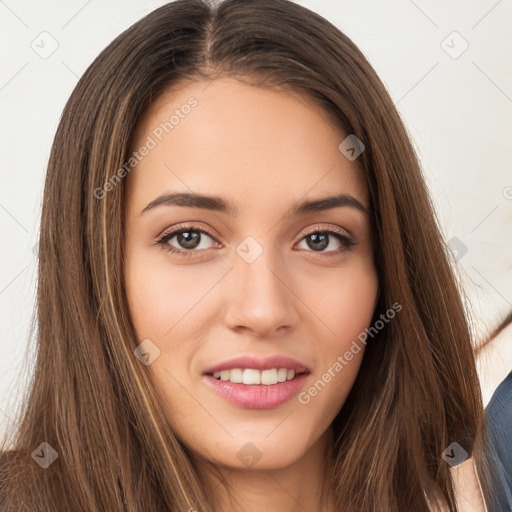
left=155, top=223, right=356, bottom=258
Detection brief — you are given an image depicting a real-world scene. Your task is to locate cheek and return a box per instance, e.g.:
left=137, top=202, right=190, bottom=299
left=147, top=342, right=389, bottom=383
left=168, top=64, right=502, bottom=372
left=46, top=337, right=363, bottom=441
left=293, top=256, right=378, bottom=408
left=296, top=255, right=378, bottom=347
left=124, top=250, right=223, bottom=340
left=123, top=252, right=218, bottom=419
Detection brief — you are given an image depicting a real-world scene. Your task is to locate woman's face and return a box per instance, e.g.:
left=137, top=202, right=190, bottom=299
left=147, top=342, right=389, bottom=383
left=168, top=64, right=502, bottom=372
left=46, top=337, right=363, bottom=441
left=124, top=77, right=378, bottom=470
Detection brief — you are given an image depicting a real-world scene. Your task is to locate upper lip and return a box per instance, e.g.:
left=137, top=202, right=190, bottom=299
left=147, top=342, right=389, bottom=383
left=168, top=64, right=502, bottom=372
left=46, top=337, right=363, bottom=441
left=203, top=355, right=309, bottom=375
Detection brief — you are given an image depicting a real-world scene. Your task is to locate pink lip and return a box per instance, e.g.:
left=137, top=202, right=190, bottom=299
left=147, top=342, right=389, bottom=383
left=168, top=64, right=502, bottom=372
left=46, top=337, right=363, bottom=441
left=202, top=355, right=310, bottom=409
left=203, top=355, right=308, bottom=374
left=202, top=373, right=309, bottom=409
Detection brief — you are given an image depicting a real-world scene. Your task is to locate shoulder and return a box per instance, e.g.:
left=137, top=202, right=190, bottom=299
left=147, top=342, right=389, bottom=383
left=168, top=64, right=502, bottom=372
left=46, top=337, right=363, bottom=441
left=486, top=370, right=512, bottom=467
left=485, top=371, right=512, bottom=510
left=486, top=371, right=512, bottom=427
left=450, top=457, right=489, bottom=512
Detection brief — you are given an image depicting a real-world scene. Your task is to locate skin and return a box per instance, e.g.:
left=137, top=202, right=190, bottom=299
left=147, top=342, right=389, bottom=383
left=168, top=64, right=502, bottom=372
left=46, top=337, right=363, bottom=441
left=124, top=77, right=378, bottom=512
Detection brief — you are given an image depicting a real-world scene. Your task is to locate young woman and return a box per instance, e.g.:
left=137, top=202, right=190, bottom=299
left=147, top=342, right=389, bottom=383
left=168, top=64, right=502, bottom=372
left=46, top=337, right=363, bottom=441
left=0, top=0, right=502, bottom=510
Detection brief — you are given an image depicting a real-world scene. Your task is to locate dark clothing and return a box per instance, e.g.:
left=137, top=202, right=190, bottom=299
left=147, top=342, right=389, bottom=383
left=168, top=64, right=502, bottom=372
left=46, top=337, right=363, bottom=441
left=485, top=371, right=512, bottom=511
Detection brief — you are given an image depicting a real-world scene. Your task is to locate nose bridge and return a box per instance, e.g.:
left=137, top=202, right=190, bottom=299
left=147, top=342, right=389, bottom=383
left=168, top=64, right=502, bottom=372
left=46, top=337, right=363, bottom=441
left=223, top=234, right=298, bottom=334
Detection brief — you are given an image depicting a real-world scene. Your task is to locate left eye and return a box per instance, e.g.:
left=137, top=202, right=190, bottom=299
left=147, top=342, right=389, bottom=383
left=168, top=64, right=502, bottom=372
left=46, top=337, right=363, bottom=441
left=296, top=231, right=355, bottom=253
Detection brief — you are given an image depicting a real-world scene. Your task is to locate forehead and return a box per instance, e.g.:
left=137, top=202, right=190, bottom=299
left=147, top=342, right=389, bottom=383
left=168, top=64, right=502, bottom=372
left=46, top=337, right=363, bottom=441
left=126, top=77, right=368, bottom=215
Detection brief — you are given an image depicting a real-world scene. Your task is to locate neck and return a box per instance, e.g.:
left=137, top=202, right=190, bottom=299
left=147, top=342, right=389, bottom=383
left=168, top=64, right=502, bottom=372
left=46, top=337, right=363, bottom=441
left=196, top=427, right=336, bottom=512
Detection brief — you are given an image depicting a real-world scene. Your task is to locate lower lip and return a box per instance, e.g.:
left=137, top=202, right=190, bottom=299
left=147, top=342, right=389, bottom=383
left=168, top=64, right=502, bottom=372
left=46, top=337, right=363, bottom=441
left=203, top=373, right=309, bottom=409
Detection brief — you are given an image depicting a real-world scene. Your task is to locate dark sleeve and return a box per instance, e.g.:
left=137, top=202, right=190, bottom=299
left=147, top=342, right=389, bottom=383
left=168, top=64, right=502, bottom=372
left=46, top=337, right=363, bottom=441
left=485, top=371, right=512, bottom=511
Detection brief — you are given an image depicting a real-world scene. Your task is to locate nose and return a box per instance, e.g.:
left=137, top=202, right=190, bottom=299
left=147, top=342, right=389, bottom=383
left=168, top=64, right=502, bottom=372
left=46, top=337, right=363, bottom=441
left=222, top=243, right=300, bottom=338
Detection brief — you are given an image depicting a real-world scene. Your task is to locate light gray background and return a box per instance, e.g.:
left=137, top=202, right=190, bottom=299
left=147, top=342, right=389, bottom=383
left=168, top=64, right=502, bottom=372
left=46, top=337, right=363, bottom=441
left=1, top=0, right=511, bottom=441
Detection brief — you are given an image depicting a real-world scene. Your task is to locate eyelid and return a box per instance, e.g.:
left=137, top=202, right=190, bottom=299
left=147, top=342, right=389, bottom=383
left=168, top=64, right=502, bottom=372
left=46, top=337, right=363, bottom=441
left=157, top=222, right=219, bottom=242
left=300, top=223, right=353, bottom=240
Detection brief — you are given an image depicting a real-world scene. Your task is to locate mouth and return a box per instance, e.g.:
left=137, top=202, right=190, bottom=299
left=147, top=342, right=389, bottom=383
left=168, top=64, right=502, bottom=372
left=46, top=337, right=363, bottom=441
left=202, top=355, right=311, bottom=409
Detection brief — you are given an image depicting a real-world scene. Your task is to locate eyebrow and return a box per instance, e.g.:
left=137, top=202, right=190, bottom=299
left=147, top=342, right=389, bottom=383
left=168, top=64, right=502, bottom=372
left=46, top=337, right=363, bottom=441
left=140, top=192, right=369, bottom=217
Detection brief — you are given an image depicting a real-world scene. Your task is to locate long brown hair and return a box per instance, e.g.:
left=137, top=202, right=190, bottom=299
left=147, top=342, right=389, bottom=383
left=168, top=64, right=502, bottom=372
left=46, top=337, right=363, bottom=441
left=0, top=0, right=497, bottom=510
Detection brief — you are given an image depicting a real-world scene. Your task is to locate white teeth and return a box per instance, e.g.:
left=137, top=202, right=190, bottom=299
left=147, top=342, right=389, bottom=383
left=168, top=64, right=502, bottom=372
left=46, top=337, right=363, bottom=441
left=229, top=368, right=243, bottom=383
left=243, top=368, right=261, bottom=385
left=261, top=368, right=278, bottom=385
left=211, top=367, right=300, bottom=385
left=277, top=368, right=287, bottom=382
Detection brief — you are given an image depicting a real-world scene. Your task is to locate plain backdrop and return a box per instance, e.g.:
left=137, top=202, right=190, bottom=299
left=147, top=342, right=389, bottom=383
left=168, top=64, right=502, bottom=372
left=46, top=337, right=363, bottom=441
left=1, top=0, right=511, bottom=441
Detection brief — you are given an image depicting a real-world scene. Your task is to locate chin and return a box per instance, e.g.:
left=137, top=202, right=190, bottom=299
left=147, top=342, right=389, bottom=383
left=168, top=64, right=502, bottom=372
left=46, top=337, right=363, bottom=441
left=187, top=424, right=327, bottom=472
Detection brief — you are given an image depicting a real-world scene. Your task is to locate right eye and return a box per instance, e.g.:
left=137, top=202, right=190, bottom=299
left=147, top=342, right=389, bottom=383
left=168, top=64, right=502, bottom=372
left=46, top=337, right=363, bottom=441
left=155, top=224, right=221, bottom=257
